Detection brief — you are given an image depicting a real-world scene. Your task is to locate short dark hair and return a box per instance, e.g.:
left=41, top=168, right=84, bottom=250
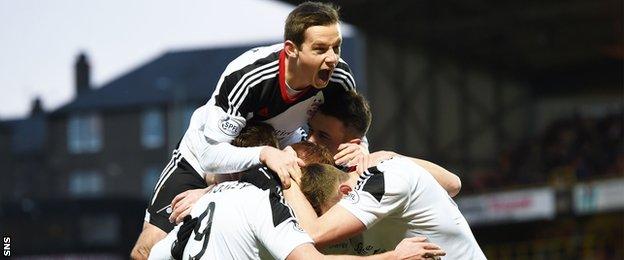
left=231, top=122, right=278, bottom=148
left=284, top=1, right=340, bottom=48
left=300, top=163, right=349, bottom=216
left=290, top=141, right=333, bottom=165
left=319, top=90, right=371, bottom=139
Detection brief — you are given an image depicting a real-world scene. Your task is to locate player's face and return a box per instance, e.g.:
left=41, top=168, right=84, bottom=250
left=296, top=23, right=342, bottom=89
left=307, top=112, right=347, bottom=156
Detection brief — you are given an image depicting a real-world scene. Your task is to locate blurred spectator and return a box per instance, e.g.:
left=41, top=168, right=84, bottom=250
left=466, top=111, right=623, bottom=193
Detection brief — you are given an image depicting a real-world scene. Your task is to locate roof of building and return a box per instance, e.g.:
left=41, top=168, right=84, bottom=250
left=53, top=37, right=362, bottom=114
left=1, top=114, right=46, bottom=154
left=54, top=44, right=252, bottom=114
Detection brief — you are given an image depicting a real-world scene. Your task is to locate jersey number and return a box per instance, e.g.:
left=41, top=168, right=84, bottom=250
left=189, top=202, right=215, bottom=260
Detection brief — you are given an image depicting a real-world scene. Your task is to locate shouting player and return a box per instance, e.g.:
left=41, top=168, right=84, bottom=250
left=132, top=2, right=366, bottom=258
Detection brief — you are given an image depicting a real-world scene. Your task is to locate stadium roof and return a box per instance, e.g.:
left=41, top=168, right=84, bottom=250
left=281, top=0, right=622, bottom=92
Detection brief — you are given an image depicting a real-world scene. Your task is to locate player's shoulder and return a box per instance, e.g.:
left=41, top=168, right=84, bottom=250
left=239, top=165, right=281, bottom=191
left=377, top=157, right=422, bottom=176
left=378, top=157, right=439, bottom=191
left=365, top=157, right=418, bottom=192
left=224, top=43, right=282, bottom=75
left=353, top=166, right=386, bottom=203
left=238, top=43, right=282, bottom=62
left=351, top=162, right=411, bottom=204
left=337, top=57, right=353, bottom=72
left=239, top=165, right=296, bottom=228
left=327, top=58, right=356, bottom=91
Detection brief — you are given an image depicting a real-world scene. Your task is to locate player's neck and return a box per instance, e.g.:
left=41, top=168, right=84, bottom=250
left=284, top=56, right=309, bottom=91
left=347, top=171, right=359, bottom=188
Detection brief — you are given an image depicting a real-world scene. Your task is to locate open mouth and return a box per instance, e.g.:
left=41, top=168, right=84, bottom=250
left=318, top=69, right=331, bottom=82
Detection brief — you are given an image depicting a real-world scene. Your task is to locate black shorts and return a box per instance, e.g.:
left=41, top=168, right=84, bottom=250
left=145, top=149, right=208, bottom=233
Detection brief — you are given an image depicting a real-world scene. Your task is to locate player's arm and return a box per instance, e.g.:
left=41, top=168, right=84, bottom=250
left=286, top=237, right=446, bottom=260
left=283, top=181, right=365, bottom=248
left=168, top=163, right=269, bottom=224
left=367, top=151, right=462, bottom=197
left=184, top=51, right=270, bottom=175
left=168, top=183, right=217, bottom=224
left=130, top=223, right=166, bottom=260
left=146, top=224, right=180, bottom=260
left=187, top=103, right=263, bottom=173
left=410, top=157, right=461, bottom=197
left=192, top=74, right=302, bottom=187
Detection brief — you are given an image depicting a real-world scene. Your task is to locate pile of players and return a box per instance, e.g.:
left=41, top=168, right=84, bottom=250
left=131, top=2, right=487, bottom=260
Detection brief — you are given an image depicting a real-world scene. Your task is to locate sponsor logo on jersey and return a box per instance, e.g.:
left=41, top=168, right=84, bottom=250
left=344, top=191, right=360, bottom=204
left=219, top=116, right=242, bottom=137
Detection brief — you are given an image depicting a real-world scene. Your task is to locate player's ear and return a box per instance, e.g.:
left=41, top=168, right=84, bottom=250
left=284, top=40, right=299, bottom=58
left=347, top=138, right=361, bottom=145
left=339, top=184, right=352, bottom=195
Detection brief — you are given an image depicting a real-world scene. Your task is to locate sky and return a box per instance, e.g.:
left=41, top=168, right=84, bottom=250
left=0, top=0, right=353, bottom=120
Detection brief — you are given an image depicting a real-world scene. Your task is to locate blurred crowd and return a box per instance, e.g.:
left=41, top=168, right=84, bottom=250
left=467, top=111, right=623, bottom=192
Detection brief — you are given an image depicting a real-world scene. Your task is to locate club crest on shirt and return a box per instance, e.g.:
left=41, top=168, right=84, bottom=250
left=219, top=116, right=242, bottom=137
left=343, top=191, right=360, bottom=204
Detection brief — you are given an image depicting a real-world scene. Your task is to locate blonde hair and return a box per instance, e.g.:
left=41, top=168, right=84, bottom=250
left=300, top=163, right=349, bottom=216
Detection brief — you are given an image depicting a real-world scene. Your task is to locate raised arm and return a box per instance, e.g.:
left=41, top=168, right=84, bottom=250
left=184, top=86, right=265, bottom=175
left=410, top=158, right=461, bottom=197
left=367, top=151, right=462, bottom=197
left=185, top=52, right=304, bottom=186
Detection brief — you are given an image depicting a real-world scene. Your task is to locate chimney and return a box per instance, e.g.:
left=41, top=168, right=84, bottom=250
left=30, top=97, right=43, bottom=116
left=75, top=52, right=90, bottom=95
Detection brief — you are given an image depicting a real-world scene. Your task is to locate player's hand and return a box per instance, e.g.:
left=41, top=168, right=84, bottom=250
left=169, top=186, right=213, bottom=224
left=393, top=236, right=446, bottom=260
left=260, top=146, right=305, bottom=189
left=350, top=150, right=398, bottom=175
left=334, top=140, right=368, bottom=169
left=367, top=150, right=398, bottom=167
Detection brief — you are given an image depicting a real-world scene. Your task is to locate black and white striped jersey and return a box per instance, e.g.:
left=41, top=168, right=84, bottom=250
left=148, top=165, right=313, bottom=260
left=337, top=157, right=486, bottom=259
left=178, top=43, right=356, bottom=175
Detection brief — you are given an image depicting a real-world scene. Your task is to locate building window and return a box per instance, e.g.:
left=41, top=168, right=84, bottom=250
left=142, top=108, right=164, bottom=149
left=68, top=113, right=102, bottom=153
left=142, top=166, right=161, bottom=199
left=69, top=170, right=103, bottom=197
